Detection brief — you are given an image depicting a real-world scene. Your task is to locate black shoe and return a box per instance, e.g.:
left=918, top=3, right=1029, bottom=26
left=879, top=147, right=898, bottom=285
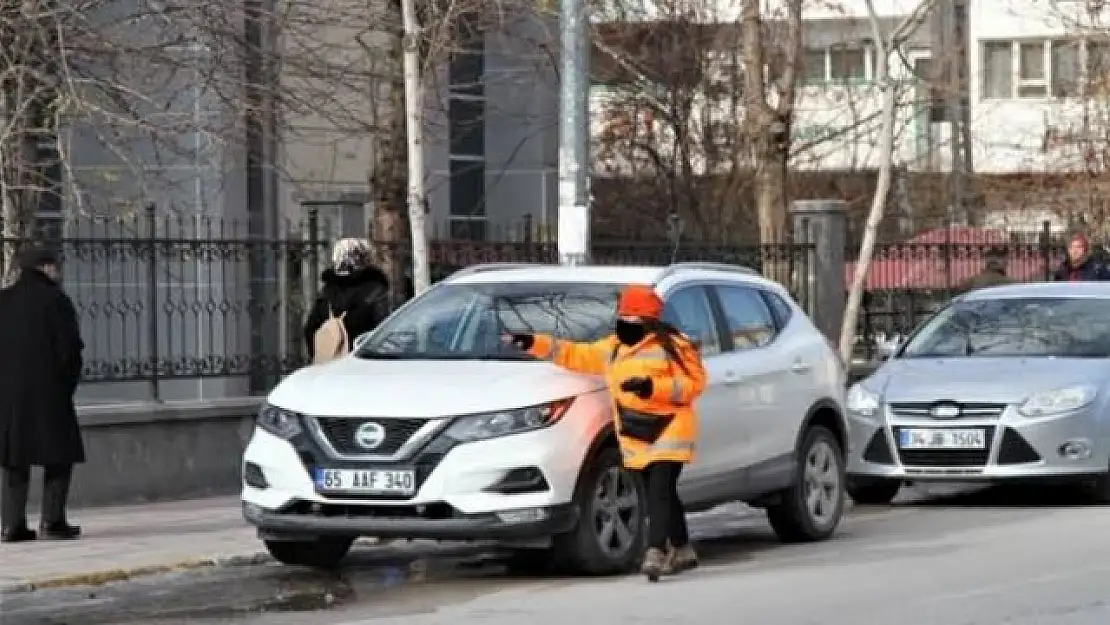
left=1, top=527, right=37, bottom=543
left=39, top=522, right=80, bottom=540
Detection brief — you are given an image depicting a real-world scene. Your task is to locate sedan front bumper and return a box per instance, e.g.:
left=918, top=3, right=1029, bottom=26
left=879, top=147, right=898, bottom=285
left=846, top=403, right=1108, bottom=480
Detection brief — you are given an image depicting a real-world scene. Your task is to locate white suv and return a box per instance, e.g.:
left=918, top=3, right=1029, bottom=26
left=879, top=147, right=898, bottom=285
left=241, top=262, right=848, bottom=574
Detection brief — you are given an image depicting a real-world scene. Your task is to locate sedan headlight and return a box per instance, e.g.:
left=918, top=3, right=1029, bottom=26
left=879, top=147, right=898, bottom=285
left=846, top=384, right=881, bottom=417
left=1019, top=385, right=1097, bottom=417
left=257, top=404, right=303, bottom=439
left=445, top=398, right=574, bottom=442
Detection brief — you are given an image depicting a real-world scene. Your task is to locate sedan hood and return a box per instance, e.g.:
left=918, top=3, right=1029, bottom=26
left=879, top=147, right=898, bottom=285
left=866, top=357, right=1110, bottom=404
left=267, top=357, right=606, bottom=417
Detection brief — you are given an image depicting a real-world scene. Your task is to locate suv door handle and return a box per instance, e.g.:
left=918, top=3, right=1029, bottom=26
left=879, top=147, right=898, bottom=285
left=790, top=360, right=812, bottom=374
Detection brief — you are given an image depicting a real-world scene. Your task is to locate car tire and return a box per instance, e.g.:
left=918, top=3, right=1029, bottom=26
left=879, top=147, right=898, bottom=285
left=519, top=446, right=645, bottom=576
left=768, top=426, right=845, bottom=543
left=846, top=477, right=902, bottom=505
left=264, top=537, right=354, bottom=570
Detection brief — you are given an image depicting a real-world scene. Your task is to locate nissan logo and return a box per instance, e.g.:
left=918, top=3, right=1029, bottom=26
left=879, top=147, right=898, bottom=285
left=929, top=403, right=961, bottom=419
left=354, top=421, right=387, bottom=450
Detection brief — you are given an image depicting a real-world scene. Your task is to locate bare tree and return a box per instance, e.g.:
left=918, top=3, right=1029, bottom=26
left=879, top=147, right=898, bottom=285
left=838, top=0, right=939, bottom=365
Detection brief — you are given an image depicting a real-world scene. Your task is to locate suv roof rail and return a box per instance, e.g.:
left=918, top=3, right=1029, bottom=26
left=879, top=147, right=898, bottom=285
left=447, top=263, right=547, bottom=279
left=655, top=262, right=759, bottom=283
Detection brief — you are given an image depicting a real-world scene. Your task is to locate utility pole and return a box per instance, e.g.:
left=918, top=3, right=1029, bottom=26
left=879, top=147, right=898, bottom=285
left=557, top=0, right=591, bottom=265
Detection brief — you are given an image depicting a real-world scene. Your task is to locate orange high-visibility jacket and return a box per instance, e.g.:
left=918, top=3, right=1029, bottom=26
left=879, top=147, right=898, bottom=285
left=528, top=332, right=707, bottom=470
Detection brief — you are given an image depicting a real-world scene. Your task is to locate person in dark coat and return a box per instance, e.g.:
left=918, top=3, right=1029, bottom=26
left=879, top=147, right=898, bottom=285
left=958, top=247, right=1012, bottom=294
left=0, top=246, right=85, bottom=543
left=1053, top=232, right=1109, bottom=281
left=303, top=238, right=391, bottom=360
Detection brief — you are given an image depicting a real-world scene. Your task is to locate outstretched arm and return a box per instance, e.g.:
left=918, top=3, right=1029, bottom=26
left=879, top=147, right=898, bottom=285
left=524, top=334, right=611, bottom=376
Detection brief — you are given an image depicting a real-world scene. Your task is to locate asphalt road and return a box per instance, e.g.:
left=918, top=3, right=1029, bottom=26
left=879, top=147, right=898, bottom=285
left=5, top=484, right=1110, bottom=625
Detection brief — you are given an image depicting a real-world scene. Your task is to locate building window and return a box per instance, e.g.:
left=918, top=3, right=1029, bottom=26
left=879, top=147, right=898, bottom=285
left=983, top=38, right=1110, bottom=99
left=801, top=45, right=872, bottom=85
left=981, top=41, right=1013, bottom=98
left=447, top=30, right=486, bottom=241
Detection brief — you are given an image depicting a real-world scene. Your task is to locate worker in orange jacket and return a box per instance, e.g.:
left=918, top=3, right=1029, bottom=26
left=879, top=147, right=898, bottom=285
left=506, top=284, right=708, bottom=581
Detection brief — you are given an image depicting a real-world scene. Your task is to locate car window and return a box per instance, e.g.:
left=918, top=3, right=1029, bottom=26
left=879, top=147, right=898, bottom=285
left=762, top=290, right=793, bottom=330
left=713, top=285, right=778, bottom=350
left=901, top=297, right=1110, bottom=358
left=662, top=287, right=722, bottom=356
left=357, top=282, right=622, bottom=360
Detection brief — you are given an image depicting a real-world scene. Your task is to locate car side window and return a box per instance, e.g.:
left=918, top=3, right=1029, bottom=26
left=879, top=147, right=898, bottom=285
left=713, top=285, right=778, bottom=350
left=762, top=290, right=793, bottom=330
left=662, top=287, right=722, bottom=356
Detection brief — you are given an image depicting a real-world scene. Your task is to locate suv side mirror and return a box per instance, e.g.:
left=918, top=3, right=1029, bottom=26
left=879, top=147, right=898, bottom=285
left=878, top=337, right=903, bottom=361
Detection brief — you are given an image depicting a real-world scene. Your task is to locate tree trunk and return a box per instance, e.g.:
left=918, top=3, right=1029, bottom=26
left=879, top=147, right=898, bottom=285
left=838, top=0, right=910, bottom=365
left=400, top=0, right=429, bottom=296
left=370, top=0, right=410, bottom=308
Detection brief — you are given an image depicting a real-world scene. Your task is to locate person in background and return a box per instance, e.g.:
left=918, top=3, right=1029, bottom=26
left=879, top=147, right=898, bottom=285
left=1053, top=232, right=1109, bottom=281
left=505, top=285, right=708, bottom=581
left=958, top=247, right=1012, bottom=294
left=303, top=238, right=391, bottom=361
left=0, top=246, right=85, bottom=543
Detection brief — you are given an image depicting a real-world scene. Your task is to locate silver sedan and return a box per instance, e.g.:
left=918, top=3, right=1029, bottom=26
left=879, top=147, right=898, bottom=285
left=845, top=281, right=1110, bottom=504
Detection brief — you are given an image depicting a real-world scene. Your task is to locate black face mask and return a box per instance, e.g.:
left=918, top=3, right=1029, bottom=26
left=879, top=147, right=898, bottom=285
left=615, top=320, right=646, bottom=346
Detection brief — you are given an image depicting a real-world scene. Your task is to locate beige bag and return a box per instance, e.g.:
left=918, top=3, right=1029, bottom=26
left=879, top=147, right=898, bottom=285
left=313, top=306, right=349, bottom=364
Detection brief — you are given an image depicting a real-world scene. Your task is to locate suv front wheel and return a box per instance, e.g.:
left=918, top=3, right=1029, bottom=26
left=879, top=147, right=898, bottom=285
left=767, top=426, right=845, bottom=543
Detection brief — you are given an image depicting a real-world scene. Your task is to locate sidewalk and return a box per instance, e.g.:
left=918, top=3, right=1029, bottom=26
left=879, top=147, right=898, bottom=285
left=0, top=496, right=266, bottom=593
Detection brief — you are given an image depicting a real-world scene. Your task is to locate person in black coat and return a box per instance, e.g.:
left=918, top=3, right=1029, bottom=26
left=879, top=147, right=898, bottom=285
left=303, top=238, right=391, bottom=360
left=0, top=246, right=85, bottom=543
left=1053, top=232, right=1110, bottom=281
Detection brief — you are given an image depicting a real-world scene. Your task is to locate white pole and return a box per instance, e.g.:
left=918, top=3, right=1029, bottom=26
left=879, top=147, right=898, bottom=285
left=401, top=0, right=430, bottom=293
left=557, top=0, right=590, bottom=265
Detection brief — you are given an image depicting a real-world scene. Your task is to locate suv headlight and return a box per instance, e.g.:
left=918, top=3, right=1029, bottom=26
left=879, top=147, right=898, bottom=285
left=846, top=384, right=881, bottom=417
left=258, top=404, right=303, bottom=439
left=1019, top=385, right=1097, bottom=417
left=445, top=398, right=574, bottom=442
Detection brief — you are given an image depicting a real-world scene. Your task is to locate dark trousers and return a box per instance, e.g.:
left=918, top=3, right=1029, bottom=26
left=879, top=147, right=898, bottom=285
left=642, top=461, right=689, bottom=551
left=1, top=465, right=73, bottom=530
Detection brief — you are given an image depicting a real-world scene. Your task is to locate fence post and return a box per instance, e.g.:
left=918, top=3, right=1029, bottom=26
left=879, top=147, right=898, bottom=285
left=790, top=199, right=847, bottom=341
left=1040, top=219, right=1052, bottom=281
left=146, top=203, right=161, bottom=402
left=308, top=207, right=321, bottom=294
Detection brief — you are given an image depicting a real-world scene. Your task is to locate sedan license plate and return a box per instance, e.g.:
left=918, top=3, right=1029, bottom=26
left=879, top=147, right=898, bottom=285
left=313, top=469, right=415, bottom=495
left=898, top=428, right=986, bottom=450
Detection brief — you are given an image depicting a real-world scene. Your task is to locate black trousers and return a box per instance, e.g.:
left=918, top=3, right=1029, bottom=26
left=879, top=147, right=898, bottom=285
left=642, top=461, right=689, bottom=551
left=1, top=465, right=73, bottom=530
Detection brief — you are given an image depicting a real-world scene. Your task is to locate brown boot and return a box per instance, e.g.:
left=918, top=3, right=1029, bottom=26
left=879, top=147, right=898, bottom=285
left=641, top=547, right=665, bottom=582
left=669, top=544, right=698, bottom=573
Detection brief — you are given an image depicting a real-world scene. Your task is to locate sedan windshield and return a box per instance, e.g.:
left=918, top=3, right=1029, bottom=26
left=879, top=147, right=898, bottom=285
left=355, top=282, right=622, bottom=360
left=900, top=297, right=1110, bottom=359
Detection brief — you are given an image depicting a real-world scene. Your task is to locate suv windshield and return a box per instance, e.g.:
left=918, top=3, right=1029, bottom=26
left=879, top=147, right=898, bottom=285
left=900, top=297, right=1110, bottom=359
left=355, top=282, right=622, bottom=360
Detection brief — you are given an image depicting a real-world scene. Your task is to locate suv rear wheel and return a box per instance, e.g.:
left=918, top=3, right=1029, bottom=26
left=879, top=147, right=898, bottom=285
left=768, top=426, right=845, bottom=543
left=264, top=537, right=354, bottom=569
left=510, top=446, right=645, bottom=575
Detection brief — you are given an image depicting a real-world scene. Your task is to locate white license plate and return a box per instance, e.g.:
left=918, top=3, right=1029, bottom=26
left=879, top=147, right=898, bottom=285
left=313, top=469, right=416, bottom=495
left=898, top=428, right=986, bottom=450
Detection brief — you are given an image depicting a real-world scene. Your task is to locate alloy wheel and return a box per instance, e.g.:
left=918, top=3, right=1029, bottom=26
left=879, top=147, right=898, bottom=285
left=592, top=466, right=641, bottom=559
left=804, top=439, right=841, bottom=527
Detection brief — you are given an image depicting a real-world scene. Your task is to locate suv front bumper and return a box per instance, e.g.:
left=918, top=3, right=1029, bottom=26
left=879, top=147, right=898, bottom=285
left=243, top=501, right=579, bottom=541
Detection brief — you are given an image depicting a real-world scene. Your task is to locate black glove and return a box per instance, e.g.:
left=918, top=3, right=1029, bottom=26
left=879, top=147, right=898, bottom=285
left=620, top=376, right=653, bottom=399
left=507, top=333, right=534, bottom=351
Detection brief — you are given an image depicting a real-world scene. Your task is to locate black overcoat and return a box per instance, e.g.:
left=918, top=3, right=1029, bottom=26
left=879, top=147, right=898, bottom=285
left=0, top=269, right=85, bottom=468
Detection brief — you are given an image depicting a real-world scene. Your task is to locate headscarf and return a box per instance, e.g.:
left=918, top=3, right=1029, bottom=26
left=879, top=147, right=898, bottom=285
left=330, top=238, right=372, bottom=276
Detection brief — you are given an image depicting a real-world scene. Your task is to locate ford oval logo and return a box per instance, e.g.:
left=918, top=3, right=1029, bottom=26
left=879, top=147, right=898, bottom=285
left=354, top=421, right=386, bottom=450
left=930, top=403, right=961, bottom=419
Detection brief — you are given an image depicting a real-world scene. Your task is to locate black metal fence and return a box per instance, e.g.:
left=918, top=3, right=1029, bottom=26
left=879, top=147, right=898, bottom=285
left=1, top=208, right=814, bottom=400
left=849, top=223, right=1069, bottom=360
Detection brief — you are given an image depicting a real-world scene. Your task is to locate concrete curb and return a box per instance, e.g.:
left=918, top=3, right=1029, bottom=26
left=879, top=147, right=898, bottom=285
left=0, top=552, right=271, bottom=594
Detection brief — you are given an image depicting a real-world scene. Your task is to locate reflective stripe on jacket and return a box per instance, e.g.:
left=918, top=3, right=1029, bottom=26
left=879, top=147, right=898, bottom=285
left=528, top=332, right=707, bottom=469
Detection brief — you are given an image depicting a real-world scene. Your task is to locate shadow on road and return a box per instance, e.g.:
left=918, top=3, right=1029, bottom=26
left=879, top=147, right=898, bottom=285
left=896, top=481, right=1101, bottom=509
